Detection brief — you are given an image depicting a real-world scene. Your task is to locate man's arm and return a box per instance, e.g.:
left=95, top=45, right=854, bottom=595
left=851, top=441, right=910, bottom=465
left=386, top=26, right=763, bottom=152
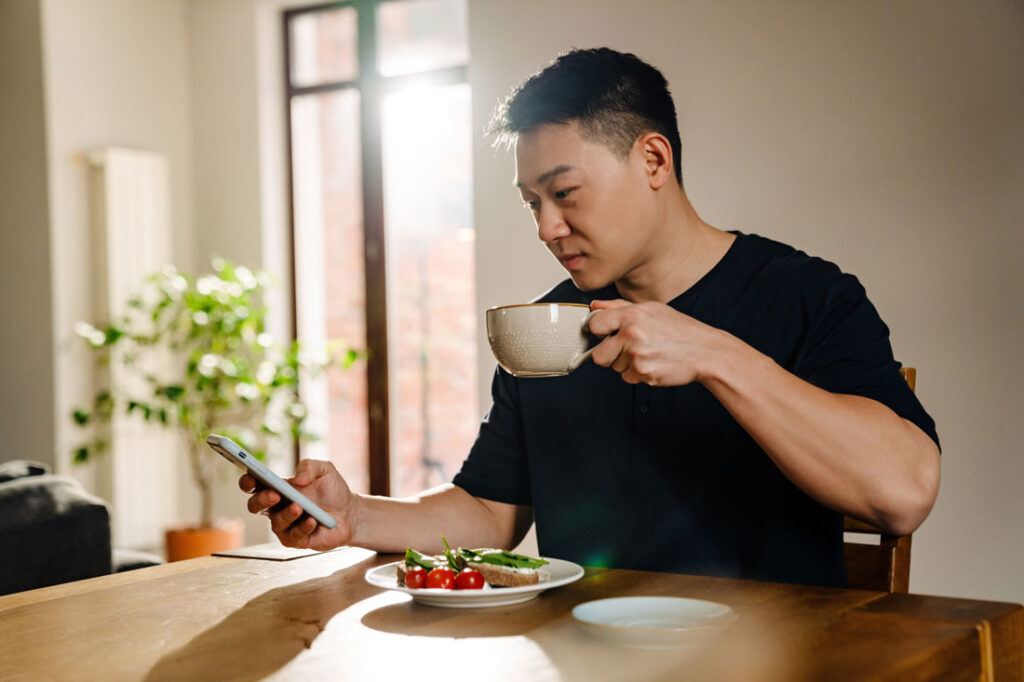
left=702, top=345, right=940, bottom=535
left=588, top=300, right=941, bottom=536
left=241, top=460, right=533, bottom=554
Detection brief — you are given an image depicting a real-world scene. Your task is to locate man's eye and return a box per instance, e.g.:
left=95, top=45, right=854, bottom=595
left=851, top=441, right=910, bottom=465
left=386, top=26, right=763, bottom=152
left=554, top=188, right=575, bottom=200
left=523, top=200, right=539, bottom=211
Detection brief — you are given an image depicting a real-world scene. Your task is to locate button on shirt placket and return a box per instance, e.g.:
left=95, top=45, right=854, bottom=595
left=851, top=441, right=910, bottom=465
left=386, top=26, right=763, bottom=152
left=634, top=383, right=652, bottom=432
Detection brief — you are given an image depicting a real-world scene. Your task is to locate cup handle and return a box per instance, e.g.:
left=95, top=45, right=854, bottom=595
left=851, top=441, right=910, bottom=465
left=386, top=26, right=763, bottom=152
left=567, top=346, right=594, bottom=372
left=567, top=310, right=600, bottom=372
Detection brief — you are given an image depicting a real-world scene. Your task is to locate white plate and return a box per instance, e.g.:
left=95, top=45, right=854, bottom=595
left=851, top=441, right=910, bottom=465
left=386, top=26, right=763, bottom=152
left=364, top=557, right=584, bottom=608
left=572, top=596, right=737, bottom=649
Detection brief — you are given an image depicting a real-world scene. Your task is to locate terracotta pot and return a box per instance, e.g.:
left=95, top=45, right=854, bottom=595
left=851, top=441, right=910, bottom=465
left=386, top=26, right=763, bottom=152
left=165, top=518, right=244, bottom=562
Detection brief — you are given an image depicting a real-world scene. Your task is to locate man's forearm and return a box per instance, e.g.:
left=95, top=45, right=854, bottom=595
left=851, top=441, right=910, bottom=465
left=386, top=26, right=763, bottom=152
left=348, top=483, right=529, bottom=555
left=700, top=334, right=941, bottom=535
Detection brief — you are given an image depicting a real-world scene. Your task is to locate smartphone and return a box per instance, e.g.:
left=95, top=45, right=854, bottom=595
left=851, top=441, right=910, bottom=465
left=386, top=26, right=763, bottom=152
left=206, top=434, right=337, bottom=529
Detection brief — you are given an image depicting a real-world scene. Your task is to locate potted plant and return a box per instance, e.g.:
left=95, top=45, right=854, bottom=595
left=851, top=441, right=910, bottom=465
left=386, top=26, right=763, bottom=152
left=71, top=259, right=358, bottom=561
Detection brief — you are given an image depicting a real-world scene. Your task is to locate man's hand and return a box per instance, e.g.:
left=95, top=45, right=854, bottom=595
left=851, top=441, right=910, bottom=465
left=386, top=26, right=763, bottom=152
left=240, top=462, right=531, bottom=555
left=587, top=298, right=726, bottom=387
left=240, top=459, right=353, bottom=551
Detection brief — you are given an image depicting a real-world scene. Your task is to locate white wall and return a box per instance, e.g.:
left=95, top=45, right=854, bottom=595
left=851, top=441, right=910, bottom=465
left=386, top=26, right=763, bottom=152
left=469, top=0, right=1024, bottom=604
left=188, top=0, right=264, bottom=268
left=38, top=0, right=195, bottom=531
left=1, top=0, right=199, bottom=544
left=0, top=1, right=55, bottom=471
left=29, top=0, right=195, bottom=540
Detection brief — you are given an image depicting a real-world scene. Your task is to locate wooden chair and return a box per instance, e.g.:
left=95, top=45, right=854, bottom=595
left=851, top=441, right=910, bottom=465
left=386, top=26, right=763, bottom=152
left=843, top=367, right=916, bottom=593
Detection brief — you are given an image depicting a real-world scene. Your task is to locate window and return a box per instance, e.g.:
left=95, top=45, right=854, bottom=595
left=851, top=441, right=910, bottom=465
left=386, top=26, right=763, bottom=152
left=284, top=0, right=476, bottom=497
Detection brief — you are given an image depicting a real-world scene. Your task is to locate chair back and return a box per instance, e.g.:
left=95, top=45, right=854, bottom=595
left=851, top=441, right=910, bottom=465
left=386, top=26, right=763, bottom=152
left=843, top=367, right=916, bottom=593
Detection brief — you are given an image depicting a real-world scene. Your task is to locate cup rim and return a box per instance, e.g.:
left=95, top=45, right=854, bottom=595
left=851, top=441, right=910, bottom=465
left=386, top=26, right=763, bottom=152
left=487, top=302, right=590, bottom=312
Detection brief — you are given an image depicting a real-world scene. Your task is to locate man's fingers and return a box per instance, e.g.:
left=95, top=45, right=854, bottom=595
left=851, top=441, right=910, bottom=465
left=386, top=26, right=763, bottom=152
left=272, top=509, right=318, bottom=549
left=587, top=310, right=622, bottom=338
left=587, top=299, right=629, bottom=337
left=291, top=458, right=335, bottom=487
left=268, top=502, right=305, bottom=534
left=612, top=351, right=632, bottom=375
left=591, top=334, right=625, bottom=368
left=589, top=298, right=630, bottom=310
left=285, top=516, right=318, bottom=546
left=246, top=488, right=281, bottom=514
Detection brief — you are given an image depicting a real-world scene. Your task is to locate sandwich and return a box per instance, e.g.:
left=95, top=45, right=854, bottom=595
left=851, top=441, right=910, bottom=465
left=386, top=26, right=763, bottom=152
left=396, top=547, right=440, bottom=585
left=455, top=548, right=549, bottom=587
left=395, top=540, right=550, bottom=589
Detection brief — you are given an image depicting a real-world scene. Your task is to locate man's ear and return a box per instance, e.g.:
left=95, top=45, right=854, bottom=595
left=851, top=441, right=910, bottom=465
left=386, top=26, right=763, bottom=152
left=638, top=132, right=674, bottom=190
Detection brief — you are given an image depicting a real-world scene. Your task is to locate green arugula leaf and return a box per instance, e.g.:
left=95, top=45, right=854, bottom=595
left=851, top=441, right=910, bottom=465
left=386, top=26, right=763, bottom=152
left=441, top=536, right=459, bottom=571
left=457, top=548, right=548, bottom=570
left=404, top=548, right=435, bottom=570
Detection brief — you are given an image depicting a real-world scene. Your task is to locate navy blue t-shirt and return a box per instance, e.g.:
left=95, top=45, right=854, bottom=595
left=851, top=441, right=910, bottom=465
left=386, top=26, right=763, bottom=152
left=453, top=232, right=939, bottom=587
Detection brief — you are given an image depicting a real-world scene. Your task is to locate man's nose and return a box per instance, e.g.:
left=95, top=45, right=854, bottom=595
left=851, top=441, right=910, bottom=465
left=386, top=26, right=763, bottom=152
left=536, top=204, right=570, bottom=244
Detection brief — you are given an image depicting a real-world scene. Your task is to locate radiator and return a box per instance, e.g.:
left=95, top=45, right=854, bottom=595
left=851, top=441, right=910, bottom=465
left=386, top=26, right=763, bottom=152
left=87, top=147, right=178, bottom=552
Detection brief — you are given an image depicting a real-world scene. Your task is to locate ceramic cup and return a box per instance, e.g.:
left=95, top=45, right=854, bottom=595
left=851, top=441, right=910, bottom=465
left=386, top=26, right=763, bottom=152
left=485, top=303, right=598, bottom=378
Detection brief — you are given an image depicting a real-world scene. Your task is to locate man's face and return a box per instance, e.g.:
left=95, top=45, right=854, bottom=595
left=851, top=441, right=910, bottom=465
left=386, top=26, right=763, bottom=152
left=514, top=122, right=654, bottom=291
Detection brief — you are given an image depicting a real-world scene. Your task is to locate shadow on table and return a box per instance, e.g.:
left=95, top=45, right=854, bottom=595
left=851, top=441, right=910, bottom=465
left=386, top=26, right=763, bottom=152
left=361, top=596, right=726, bottom=681
left=144, top=557, right=377, bottom=682
left=360, top=594, right=562, bottom=637
left=360, top=573, right=797, bottom=682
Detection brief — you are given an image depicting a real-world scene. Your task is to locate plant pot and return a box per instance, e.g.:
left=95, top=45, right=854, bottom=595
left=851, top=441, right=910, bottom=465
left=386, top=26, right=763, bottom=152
left=165, top=518, right=244, bottom=562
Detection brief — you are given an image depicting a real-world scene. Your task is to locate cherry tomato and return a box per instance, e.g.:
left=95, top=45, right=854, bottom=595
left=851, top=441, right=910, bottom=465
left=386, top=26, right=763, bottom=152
left=404, top=567, right=427, bottom=589
left=425, top=567, right=456, bottom=590
left=454, top=568, right=485, bottom=590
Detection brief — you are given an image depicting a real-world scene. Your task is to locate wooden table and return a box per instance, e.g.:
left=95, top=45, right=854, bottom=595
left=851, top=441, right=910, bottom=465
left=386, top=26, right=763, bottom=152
left=1, top=547, right=1020, bottom=681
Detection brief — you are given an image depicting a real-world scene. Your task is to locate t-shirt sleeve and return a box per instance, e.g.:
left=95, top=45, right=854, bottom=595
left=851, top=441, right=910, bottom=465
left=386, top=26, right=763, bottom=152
left=795, top=269, right=941, bottom=450
left=451, top=367, right=533, bottom=505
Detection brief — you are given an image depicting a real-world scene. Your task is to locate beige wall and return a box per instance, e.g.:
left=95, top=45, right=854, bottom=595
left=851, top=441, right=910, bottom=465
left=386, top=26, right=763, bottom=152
left=39, top=0, right=196, bottom=500
left=0, top=1, right=55, bottom=470
left=469, top=0, right=1024, bottom=604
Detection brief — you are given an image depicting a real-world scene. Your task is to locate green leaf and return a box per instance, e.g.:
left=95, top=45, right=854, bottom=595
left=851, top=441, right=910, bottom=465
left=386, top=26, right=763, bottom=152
left=162, top=385, right=185, bottom=401
left=73, top=446, right=89, bottom=464
left=442, top=536, right=459, bottom=571
left=104, top=326, right=125, bottom=345
left=72, top=409, right=90, bottom=426
left=404, top=548, right=436, bottom=570
left=457, top=548, right=548, bottom=569
left=94, top=392, right=114, bottom=417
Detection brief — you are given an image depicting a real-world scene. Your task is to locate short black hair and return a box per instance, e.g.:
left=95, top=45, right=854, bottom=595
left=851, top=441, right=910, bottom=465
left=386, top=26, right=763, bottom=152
left=488, top=47, right=683, bottom=185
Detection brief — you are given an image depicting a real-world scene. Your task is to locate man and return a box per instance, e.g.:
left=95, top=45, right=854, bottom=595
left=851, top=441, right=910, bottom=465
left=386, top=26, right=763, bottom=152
left=242, top=48, right=940, bottom=587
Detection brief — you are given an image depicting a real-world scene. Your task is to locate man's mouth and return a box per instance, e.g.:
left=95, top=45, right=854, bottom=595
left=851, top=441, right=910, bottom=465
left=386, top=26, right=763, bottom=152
left=559, top=253, right=584, bottom=270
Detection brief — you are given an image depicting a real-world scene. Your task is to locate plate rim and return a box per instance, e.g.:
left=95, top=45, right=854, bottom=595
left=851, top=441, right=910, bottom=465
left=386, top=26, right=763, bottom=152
left=365, top=556, right=584, bottom=601
left=571, top=595, right=737, bottom=634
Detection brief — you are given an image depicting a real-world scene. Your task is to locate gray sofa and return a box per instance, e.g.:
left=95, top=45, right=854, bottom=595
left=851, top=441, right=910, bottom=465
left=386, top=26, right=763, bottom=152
left=0, top=460, right=163, bottom=595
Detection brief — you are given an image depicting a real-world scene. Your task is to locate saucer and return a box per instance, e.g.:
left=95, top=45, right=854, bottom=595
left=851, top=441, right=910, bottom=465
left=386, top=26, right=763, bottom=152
left=572, top=596, right=736, bottom=649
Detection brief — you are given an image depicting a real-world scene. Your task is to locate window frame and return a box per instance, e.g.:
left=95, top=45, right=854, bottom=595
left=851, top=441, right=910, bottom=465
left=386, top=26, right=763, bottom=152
left=282, top=0, right=469, bottom=496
